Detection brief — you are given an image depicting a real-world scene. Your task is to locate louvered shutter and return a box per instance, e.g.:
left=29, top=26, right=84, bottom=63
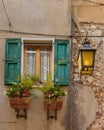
left=4, top=39, right=21, bottom=84
left=54, top=39, right=70, bottom=86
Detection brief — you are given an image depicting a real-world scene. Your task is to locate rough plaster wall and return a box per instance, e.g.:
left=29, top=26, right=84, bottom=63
left=0, top=89, right=67, bottom=130
left=72, top=6, right=104, bottom=24
left=0, top=1, right=71, bottom=130
left=72, top=0, right=104, bottom=5
left=0, top=0, right=71, bottom=36
left=0, top=32, right=68, bottom=130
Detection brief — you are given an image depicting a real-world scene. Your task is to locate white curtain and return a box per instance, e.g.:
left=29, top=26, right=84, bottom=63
left=26, top=49, right=36, bottom=75
left=40, top=48, right=50, bottom=81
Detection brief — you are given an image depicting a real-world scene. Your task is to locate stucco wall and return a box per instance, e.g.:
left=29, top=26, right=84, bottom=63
left=0, top=32, right=68, bottom=130
left=72, top=6, right=104, bottom=24
left=0, top=0, right=71, bottom=130
left=0, top=0, right=71, bottom=36
left=0, top=91, right=67, bottom=130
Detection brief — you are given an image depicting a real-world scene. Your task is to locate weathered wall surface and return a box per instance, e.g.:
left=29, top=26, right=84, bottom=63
left=0, top=32, right=68, bottom=130
left=72, top=6, right=104, bottom=24
left=72, top=23, right=104, bottom=130
left=64, top=83, right=98, bottom=130
left=0, top=0, right=71, bottom=36
left=0, top=90, right=67, bottom=130
left=0, top=0, right=71, bottom=129
left=72, top=0, right=104, bottom=129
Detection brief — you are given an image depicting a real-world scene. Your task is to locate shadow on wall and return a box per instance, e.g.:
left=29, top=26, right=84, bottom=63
left=62, top=83, right=98, bottom=130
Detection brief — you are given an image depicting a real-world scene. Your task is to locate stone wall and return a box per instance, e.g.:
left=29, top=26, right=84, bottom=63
left=72, top=23, right=104, bottom=130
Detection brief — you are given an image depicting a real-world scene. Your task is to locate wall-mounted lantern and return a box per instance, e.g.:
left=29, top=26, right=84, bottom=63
left=78, top=35, right=96, bottom=75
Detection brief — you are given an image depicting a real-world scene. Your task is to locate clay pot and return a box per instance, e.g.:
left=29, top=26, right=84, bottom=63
left=43, top=98, right=63, bottom=110
left=9, top=97, right=30, bottom=109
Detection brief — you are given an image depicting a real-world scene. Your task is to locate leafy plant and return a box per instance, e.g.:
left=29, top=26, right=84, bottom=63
left=27, top=74, right=40, bottom=82
left=18, top=75, right=33, bottom=91
left=37, top=74, right=66, bottom=99
left=45, top=86, right=66, bottom=99
left=5, top=84, right=19, bottom=98
left=5, top=74, right=39, bottom=98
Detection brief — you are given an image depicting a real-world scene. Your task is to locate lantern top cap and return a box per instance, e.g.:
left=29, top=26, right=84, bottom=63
left=80, top=41, right=96, bottom=51
left=80, top=33, right=96, bottom=51
left=82, top=39, right=92, bottom=49
left=82, top=31, right=91, bottom=49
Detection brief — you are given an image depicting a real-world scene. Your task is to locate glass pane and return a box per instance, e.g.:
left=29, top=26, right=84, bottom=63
left=82, top=51, right=93, bottom=66
left=26, top=49, right=36, bottom=75
left=40, top=48, right=50, bottom=82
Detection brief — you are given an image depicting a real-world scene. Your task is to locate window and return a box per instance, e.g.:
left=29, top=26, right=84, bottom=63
left=24, top=44, right=52, bottom=82
left=4, top=39, right=70, bottom=86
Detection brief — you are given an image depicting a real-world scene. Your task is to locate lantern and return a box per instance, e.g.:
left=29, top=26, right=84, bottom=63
left=78, top=38, right=96, bottom=75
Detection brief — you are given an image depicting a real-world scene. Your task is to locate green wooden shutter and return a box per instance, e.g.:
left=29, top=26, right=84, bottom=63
left=54, top=39, right=70, bottom=86
left=4, top=39, right=21, bottom=85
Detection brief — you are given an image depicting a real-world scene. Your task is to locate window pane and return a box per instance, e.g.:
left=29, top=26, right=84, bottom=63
left=26, top=49, right=36, bottom=75
left=40, top=48, right=50, bottom=81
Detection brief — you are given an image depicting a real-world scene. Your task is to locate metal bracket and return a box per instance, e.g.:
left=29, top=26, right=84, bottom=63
left=47, top=108, right=57, bottom=120
left=15, top=108, right=27, bottom=119
left=46, top=103, right=58, bottom=120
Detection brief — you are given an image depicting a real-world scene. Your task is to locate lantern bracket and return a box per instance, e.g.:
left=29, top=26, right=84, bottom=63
left=85, top=31, right=88, bottom=41
left=81, top=32, right=92, bottom=49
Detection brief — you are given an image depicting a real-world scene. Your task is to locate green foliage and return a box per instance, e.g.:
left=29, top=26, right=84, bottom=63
left=5, top=73, right=66, bottom=99
left=48, top=86, right=66, bottom=98
left=5, top=84, right=19, bottom=98
left=18, top=75, right=33, bottom=91
left=37, top=74, right=66, bottom=99
left=43, top=74, right=54, bottom=92
left=27, top=74, right=40, bottom=82
left=37, top=74, right=54, bottom=93
left=5, top=74, right=40, bottom=98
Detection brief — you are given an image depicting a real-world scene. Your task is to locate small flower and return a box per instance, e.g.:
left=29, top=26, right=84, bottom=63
left=3, top=90, right=7, bottom=96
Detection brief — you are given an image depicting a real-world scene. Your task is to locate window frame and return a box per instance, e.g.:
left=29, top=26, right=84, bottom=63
left=21, top=38, right=54, bottom=79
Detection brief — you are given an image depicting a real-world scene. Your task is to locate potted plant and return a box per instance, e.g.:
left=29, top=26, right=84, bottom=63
left=37, top=74, right=66, bottom=110
left=5, top=74, right=39, bottom=109
left=28, top=74, right=41, bottom=85
left=43, top=85, right=66, bottom=110
left=5, top=74, right=40, bottom=119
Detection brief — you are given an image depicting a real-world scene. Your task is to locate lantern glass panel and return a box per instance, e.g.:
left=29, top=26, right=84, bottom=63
left=82, top=51, right=93, bottom=66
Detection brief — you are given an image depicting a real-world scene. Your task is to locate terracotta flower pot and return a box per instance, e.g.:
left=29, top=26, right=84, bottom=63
left=43, top=98, right=63, bottom=110
left=9, top=97, right=30, bottom=109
